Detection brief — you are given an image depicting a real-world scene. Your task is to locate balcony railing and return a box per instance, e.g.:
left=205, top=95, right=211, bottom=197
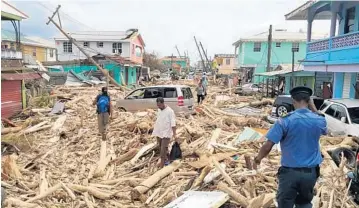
left=1, top=49, right=23, bottom=59
left=307, top=31, right=359, bottom=53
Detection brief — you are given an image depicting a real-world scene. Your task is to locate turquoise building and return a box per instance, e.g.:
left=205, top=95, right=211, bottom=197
left=286, top=0, right=359, bottom=99
left=233, top=29, right=327, bottom=84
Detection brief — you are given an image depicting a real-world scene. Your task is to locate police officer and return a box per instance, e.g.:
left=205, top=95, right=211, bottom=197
left=253, top=86, right=327, bottom=208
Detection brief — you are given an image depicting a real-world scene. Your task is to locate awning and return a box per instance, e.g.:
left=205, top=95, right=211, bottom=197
left=285, top=0, right=331, bottom=21
left=1, top=72, right=42, bottom=81
left=255, top=64, right=303, bottom=77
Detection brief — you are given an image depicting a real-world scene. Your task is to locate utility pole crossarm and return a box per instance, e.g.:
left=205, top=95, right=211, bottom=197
left=46, top=5, right=61, bottom=25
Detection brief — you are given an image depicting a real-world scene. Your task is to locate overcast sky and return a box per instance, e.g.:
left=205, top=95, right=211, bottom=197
left=3, top=0, right=330, bottom=63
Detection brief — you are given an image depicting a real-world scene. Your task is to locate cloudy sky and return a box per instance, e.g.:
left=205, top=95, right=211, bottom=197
left=2, top=0, right=330, bottom=63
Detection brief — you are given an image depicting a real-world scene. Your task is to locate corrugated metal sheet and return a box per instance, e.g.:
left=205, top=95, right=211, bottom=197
left=1, top=80, right=22, bottom=118
left=1, top=72, right=42, bottom=81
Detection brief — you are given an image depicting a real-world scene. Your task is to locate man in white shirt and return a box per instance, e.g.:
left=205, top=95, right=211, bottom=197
left=152, top=97, right=176, bottom=168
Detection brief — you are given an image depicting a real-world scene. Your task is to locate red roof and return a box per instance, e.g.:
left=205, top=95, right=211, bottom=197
left=1, top=72, right=42, bottom=81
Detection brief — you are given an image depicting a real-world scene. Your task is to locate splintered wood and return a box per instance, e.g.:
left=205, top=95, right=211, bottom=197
left=2, top=84, right=357, bottom=208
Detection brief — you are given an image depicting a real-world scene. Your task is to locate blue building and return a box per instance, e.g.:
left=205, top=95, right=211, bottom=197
left=286, top=0, right=359, bottom=99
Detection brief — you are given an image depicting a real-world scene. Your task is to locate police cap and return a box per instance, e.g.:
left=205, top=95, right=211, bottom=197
left=289, top=86, right=313, bottom=97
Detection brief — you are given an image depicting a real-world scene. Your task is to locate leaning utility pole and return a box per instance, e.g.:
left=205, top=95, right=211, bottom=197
left=175, top=45, right=181, bottom=58
left=46, top=5, right=120, bottom=86
left=199, top=41, right=211, bottom=72
left=266, top=25, right=273, bottom=97
left=194, top=36, right=206, bottom=72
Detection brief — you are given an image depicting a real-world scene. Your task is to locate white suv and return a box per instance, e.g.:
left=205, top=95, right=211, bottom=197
left=319, top=99, right=359, bottom=137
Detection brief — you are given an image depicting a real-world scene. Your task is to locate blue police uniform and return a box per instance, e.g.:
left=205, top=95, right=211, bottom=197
left=266, top=86, right=327, bottom=208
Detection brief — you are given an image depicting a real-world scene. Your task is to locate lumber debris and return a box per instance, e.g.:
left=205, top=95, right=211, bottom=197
left=2, top=84, right=353, bottom=207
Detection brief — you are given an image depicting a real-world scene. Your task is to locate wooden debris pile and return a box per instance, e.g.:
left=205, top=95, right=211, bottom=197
left=1, top=85, right=357, bottom=208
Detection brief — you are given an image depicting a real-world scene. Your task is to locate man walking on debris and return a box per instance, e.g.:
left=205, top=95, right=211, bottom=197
left=195, top=80, right=205, bottom=104
left=93, top=87, right=112, bottom=140
left=253, top=86, right=327, bottom=208
left=152, top=97, right=177, bottom=168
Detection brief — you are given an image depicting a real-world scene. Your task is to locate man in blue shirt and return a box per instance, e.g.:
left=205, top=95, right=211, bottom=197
left=253, top=86, right=327, bottom=208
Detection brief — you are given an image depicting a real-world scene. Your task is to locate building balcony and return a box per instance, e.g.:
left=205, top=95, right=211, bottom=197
left=305, top=31, right=359, bottom=65
left=1, top=49, right=23, bottom=60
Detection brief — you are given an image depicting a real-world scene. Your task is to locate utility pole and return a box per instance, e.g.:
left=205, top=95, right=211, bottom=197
left=291, top=49, right=295, bottom=89
left=175, top=45, right=181, bottom=58
left=47, top=5, right=120, bottom=86
left=266, top=25, right=273, bottom=97
left=199, top=41, right=211, bottom=72
left=194, top=36, right=206, bottom=72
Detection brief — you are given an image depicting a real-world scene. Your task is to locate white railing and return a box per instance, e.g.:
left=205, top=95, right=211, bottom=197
left=1, top=49, right=23, bottom=59
left=307, top=31, right=359, bottom=53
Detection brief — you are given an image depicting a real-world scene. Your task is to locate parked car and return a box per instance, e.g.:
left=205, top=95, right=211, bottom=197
left=270, top=95, right=324, bottom=118
left=234, top=83, right=262, bottom=95
left=116, top=85, right=195, bottom=114
left=347, top=146, right=359, bottom=205
left=319, top=99, right=359, bottom=137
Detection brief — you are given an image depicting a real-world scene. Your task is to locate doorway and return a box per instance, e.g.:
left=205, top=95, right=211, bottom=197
left=322, top=82, right=332, bottom=99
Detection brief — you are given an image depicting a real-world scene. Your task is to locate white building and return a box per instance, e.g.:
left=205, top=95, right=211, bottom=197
left=54, top=30, right=145, bottom=64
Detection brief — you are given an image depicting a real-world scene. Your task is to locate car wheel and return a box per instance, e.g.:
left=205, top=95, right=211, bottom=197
left=118, top=107, right=126, bottom=112
left=276, top=104, right=290, bottom=117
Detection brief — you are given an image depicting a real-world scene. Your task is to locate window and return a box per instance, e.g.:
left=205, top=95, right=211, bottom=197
left=253, top=42, right=261, bottom=52
left=181, top=87, right=193, bottom=99
left=63, top=42, right=72, bottom=53
left=276, top=42, right=281, bottom=47
left=83, top=42, right=89, bottom=47
left=226, top=58, right=231, bottom=65
left=112, top=43, right=122, bottom=54
left=97, top=42, right=103, bottom=48
left=319, top=102, right=329, bottom=111
left=344, top=7, right=356, bottom=34
left=50, top=49, right=54, bottom=58
left=292, top=42, right=299, bottom=52
left=135, top=46, right=142, bottom=57
left=348, top=107, right=359, bottom=124
left=144, top=88, right=162, bottom=99
left=164, top=88, right=177, bottom=98
left=325, top=104, right=348, bottom=123
left=127, top=89, right=145, bottom=99
left=32, top=48, right=36, bottom=56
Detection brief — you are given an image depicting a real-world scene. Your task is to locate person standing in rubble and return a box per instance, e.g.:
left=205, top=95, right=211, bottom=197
left=93, top=87, right=112, bottom=140
left=195, top=80, right=205, bottom=105
left=253, top=86, right=327, bottom=208
left=152, top=97, right=177, bottom=168
left=201, top=72, right=208, bottom=96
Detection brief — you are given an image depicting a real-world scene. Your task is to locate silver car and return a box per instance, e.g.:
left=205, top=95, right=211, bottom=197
left=117, top=85, right=195, bottom=114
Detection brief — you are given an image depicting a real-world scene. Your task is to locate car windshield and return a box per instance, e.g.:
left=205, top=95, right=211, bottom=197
left=348, top=107, right=359, bottom=124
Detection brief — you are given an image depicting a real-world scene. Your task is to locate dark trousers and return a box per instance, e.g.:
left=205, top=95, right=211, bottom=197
left=277, top=166, right=319, bottom=208
left=197, top=94, right=204, bottom=104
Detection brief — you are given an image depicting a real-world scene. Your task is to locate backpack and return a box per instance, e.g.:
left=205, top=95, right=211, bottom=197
left=97, top=95, right=110, bottom=113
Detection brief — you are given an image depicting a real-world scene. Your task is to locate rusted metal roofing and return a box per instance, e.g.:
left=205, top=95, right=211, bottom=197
left=1, top=72, right=42, bottom=81
left=1, top=80, right=22, bottom=119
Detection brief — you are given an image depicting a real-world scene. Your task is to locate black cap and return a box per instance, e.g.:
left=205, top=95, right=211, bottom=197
left=289, top=86, right=313, bottom=97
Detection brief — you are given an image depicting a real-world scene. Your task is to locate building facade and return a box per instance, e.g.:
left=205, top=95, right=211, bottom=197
left=54, top=31, right=145, bottom=65
left=286, top=1, right=359, bottom=99
left=213, top=54, right=236, bottom=74
left=160, top=56, right=189, bottom=73
left=233, top=29, right=327, bottom=84
left=1, top=29, right=57, bottom=63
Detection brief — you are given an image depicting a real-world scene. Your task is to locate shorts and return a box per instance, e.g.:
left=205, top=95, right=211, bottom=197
left=157, top=137, right=170, bottom=161
left=98, top=112, right=109, bottom=134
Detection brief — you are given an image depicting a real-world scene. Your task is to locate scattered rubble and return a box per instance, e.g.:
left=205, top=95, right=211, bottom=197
left=1, top=80, right=358, bottom=207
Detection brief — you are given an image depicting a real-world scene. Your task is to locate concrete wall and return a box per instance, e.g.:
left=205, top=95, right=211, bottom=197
left=55, top=40, right=130, bottom=61
left=130, top=36, right=144, bottom=64
left=238, top=41, right=307, bottom=83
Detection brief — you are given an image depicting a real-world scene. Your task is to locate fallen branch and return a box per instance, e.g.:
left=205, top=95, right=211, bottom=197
left=110, top=148, right=138, bottom=165
left=61, top=182, right=76, bottom=200
left=217, top=182, right=248, bottom=207
left=4, top=197, right=38, bottom=208
left=212, top=157, right=235, bottom=186
left=26, top=183, right=62, bottom=203
left=130, top=143, right=157, bottom=165
left=131, top=160, right=181, bottom=200
left=1, top=126, right=23, bottom=135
